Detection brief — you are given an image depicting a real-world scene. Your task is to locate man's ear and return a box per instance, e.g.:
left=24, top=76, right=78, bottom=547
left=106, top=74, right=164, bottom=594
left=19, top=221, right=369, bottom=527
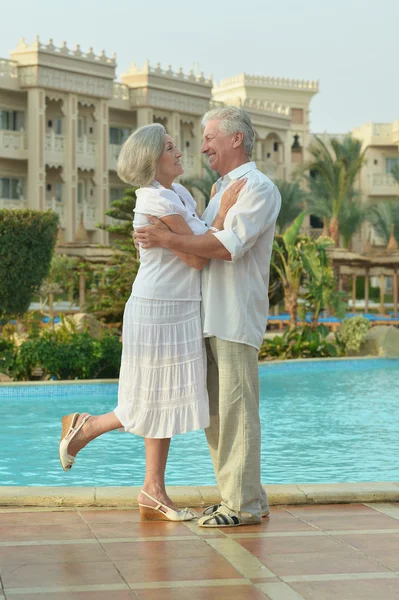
left=232, top=132, right=244, bottom=149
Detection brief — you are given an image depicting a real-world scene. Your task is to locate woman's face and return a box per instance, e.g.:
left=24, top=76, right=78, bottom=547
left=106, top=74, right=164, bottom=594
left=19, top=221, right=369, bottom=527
left=155, top=135, right=183, bottom=182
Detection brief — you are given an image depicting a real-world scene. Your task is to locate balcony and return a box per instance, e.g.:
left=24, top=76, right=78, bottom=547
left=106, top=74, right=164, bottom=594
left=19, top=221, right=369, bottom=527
left=108, top=143, right=121, bottom=171
left=0, top=198, right=28, bottom=210
left=45, top=133, right=65, bottom=167
left=76, top=203, right=98, bottom=231
left=0, top=130, right=28, bottom=160
left=77, top=136, right=96, bottom=170
left=181, top=153, right=196, bottom=177
left=45, top=197, right=65, bottom=228
left=368, top=173, right=399, bottom=196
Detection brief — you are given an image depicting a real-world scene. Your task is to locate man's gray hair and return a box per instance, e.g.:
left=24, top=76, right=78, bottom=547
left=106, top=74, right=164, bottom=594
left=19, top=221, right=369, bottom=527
left=202, top=106, right=255, bottom=157
left=117, top=123, right=166, bottom=187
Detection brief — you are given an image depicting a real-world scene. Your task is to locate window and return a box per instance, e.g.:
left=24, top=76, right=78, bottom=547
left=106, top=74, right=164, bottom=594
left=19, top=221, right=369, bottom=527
left=110, top=187, right=123, bottom=203
left=0, top=177, right=24, bottom=199
left=386, top=158, right=399, bottom=174
left=273, top=142, right=279, bottom=152
left=0, top=109, right=24, bottom=131
left=56, top=182, right=63, bottom=202
left=55, top=117, right=62, bottom=135
left=109, top=127, right=131, bottom=145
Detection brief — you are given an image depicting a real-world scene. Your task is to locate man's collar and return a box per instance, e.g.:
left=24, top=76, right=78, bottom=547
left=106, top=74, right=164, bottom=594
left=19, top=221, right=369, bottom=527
left=225, top=161, right=257, bottom=181
left=215, top=161, right=257, bottom=192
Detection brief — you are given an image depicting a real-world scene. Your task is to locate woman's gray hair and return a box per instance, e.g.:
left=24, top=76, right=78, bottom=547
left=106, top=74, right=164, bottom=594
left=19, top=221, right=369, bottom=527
left=201, top=107, right=255, bottom=157
left=117, top=123, right=166, bottom=187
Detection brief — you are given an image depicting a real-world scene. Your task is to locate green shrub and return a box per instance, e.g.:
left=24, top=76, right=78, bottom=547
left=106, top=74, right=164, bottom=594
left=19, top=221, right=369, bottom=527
left=338, top=315, right=371, bottom=354
left=0, top=209, right=59, bottom=316
left=4, top=329, right=122, bottom=381
left=259, top=325, right=339, bottom=361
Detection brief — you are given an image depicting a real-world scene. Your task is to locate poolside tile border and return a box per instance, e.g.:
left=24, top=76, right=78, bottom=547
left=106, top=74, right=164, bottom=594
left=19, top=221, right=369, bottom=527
left=1, top=483, right=399, bottom=508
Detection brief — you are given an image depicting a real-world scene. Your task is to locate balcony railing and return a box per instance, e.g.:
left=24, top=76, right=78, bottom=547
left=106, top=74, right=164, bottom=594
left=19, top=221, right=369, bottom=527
left=76, top=203, right=98, bottom=230
left=0, top=130, right=27, bottom=154
left=369, top=173, right=398, bottom=187
left=0, top=198, right=28, bottom=210
left=45, top=133, right=65, bottom=153
left=77, top=137, right=96, bottom=156
left=45, top=198, right=65, bottom=227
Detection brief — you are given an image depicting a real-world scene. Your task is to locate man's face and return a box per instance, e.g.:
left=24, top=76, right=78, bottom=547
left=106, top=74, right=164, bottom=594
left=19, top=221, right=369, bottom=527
left=201, top=120, right=235, bottom=176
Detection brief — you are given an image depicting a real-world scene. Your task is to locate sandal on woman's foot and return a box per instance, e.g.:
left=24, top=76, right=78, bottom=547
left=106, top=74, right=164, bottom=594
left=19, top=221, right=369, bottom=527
left=59, top=413, right=91, bottom=471
left=138, top=490, right=198, bottom=522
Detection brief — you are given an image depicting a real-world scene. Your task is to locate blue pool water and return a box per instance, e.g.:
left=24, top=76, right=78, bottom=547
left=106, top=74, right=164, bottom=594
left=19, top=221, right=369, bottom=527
left=1, top=358, right=399, bottom=486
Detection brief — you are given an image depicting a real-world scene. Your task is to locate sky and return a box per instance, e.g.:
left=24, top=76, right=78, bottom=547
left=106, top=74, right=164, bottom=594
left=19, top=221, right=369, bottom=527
left=1, top=0, right=398, bottom=133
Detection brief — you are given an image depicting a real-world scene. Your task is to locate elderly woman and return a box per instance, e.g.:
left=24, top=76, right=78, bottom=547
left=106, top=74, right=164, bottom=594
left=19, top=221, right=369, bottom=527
left=58, top=123, right=244, bottom=522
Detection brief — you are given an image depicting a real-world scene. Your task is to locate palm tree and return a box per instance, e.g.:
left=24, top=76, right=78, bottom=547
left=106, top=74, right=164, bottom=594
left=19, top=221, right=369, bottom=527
left=305, top=136, right=367, bottom=246
left=391, top=163, right=399, bottom=184
left=182, top=163, right=219, bottom=207
left=275, top=180, right=306, bottom=233
left=367, top=200, right=399, bottom=245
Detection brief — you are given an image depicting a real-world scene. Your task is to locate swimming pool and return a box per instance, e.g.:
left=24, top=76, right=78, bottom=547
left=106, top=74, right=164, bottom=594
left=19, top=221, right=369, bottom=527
left=1, top=358, right=398, bottom=486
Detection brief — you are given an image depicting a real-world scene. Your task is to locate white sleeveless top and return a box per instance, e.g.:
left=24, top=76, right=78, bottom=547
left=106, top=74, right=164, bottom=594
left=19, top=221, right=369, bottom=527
left=132, top=182, right=208, bottom=301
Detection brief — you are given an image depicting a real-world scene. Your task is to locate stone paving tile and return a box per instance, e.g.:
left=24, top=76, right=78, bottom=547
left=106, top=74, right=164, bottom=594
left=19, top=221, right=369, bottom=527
left=289, top=578, right=399, bottom=600
left=236, top=533, right=347, bottom=556
left=257, top=549, right=390, bottom=577
left=0, top=510, right=84, bottom=526
left=0, top=523, right=95, bottom=542
left=87, top=521, right=194, bottom=539
left=0, top=542, right=110, bottom=566
left=78, top=509, right=142, bottom=524
left=0, top=560, right=125, bottom=589
left=7, top=592, right=136, bottom=600
left=334, top=532, right=399, bottom=571
left=102, top=538, right=216, bottom=562
left=282, top=503, right=379, bottom=517
left=134, top=586, right=266, bottom=599
left=114, top=553, right=243, bottom=583
left=297, top=513, right=399, bottom=531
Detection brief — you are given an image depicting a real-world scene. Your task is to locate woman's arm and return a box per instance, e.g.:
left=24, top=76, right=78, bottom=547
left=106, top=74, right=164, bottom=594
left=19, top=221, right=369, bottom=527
left=158, top=215, right=209, bottom=271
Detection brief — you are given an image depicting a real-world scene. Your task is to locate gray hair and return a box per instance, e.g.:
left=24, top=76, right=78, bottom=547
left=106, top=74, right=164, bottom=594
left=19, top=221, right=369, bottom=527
left=117, top=123, right=166, bottom=187
left=201, top=106, right=255, bottom=157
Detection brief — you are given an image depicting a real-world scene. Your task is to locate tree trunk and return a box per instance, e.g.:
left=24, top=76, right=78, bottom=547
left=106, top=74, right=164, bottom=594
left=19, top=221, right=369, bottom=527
left=285, top=290, right=298, bottom=329
left=329, top=216, right=340, bottom=246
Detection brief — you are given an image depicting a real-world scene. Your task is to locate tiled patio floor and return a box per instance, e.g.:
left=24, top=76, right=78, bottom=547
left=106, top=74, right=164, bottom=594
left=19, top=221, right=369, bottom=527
left=1, top=502, right=399, bottom=599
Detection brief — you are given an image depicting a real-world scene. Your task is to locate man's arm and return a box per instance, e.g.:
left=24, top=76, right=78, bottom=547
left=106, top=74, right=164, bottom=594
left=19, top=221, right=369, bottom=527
left=136, top=219, right=232, bottom=260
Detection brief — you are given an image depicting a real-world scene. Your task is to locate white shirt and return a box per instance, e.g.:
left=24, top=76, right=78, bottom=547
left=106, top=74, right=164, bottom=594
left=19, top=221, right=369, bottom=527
left=133, top=182, right=207, bottom=301
left=201, top=162, right=281, bottom=350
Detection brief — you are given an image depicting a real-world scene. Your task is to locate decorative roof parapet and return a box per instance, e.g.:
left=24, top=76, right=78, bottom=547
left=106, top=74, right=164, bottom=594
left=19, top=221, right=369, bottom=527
left=240, top=97, right=291, bottom=116
left=0, top=59, right=18, bottom=79
left=123, top=60, right=213, bottom=86
left=224, top=96, right=290, bottom=117
left=214, top=73, right=319, bottom=92
left=11, top=36, right=116, bottom=66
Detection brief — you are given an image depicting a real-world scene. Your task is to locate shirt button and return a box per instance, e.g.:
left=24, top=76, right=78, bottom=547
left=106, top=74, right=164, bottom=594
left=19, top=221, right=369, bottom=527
left=192, top=213, right=195, bottom=217
left=205, top=223, right=208, bottom=226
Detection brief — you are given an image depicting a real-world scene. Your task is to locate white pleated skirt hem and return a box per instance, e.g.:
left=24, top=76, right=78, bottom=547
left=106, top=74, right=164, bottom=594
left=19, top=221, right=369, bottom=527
left=115, top=296, right=209, bottom=439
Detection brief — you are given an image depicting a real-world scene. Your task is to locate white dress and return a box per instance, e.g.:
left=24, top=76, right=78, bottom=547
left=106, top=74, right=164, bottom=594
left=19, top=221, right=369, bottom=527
left=114, top=182, right=209, bottom=438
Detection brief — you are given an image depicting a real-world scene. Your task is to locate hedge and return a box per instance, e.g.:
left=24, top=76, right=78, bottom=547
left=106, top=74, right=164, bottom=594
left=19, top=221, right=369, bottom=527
left=0, top=209, right=59, bottom=316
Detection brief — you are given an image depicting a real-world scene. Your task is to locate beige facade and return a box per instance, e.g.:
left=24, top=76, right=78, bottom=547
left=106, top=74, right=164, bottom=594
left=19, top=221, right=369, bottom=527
left=0, top=37, right=318, bottom=246
left=312, top=123, right=399, bottom=249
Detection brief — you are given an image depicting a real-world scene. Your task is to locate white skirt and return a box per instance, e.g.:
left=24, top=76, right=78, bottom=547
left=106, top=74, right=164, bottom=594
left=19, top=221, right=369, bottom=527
left=114, top=296, right=209, bottom=438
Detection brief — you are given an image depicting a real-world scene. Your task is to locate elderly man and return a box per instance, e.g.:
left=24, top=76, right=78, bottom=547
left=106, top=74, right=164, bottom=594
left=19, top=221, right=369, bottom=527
left=136, top=107, right=281, bottom=527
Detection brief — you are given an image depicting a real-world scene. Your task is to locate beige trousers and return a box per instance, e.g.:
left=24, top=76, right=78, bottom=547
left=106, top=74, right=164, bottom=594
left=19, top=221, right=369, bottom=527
left=205, top=337, right=269, bottom=518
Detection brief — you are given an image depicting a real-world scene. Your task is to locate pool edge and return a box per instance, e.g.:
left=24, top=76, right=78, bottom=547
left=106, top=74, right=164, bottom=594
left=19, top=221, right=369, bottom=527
left=1, top=483, right=399, bottom=508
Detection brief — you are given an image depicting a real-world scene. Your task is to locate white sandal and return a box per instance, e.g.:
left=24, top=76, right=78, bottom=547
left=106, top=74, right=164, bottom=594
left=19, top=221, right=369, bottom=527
left=59, top=413, right=91, bottom=471
left=138, top=490, right=198, bottom=522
